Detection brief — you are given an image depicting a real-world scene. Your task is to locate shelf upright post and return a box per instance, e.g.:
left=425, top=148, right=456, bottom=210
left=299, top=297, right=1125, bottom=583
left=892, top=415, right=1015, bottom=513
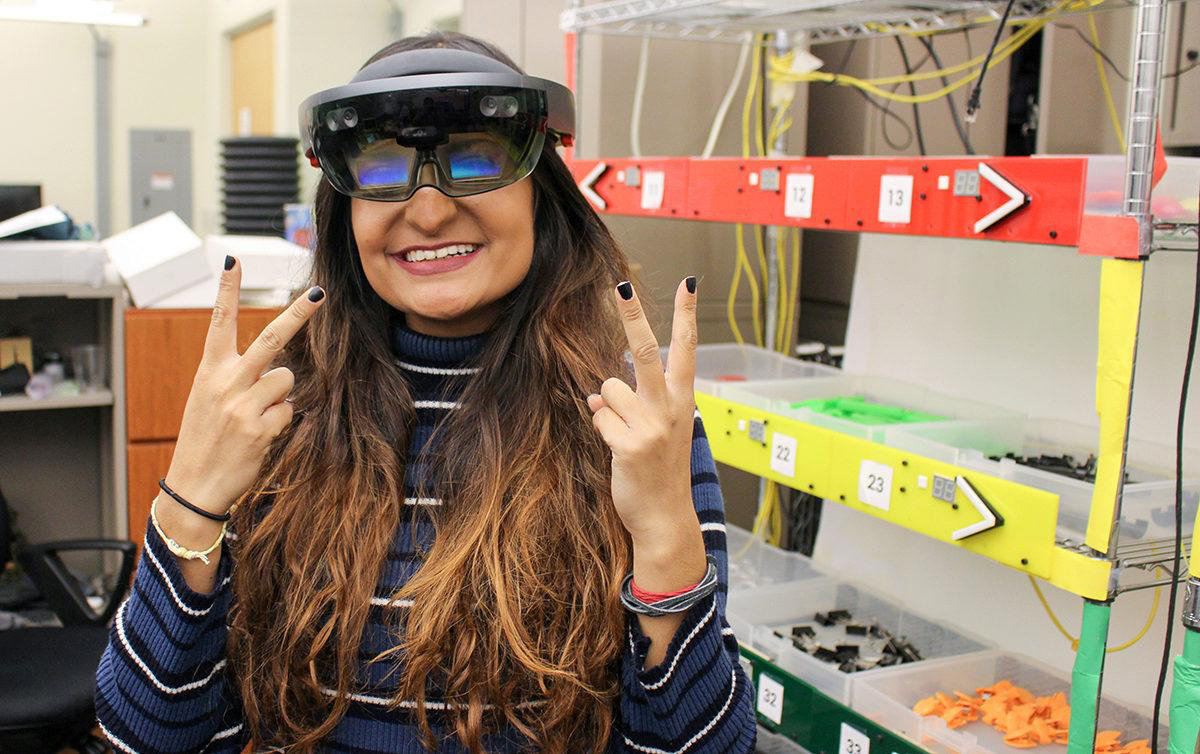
left=1068, top=0, right=1166, bottom=751
left=763, top=30, right=789, bottom=353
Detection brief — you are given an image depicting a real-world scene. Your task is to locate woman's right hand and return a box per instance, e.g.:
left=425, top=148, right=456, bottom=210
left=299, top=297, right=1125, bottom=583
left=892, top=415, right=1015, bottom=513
left=162, top=256, right=327, bottom=520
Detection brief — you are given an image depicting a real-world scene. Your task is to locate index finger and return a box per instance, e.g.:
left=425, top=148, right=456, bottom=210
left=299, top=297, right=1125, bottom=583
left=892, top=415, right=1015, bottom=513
left=203, top=255, right=241, bottom=360
left=239, top=285, right=326, bottom=378
left=614, top=281, right=666, bottom=402
left=665, top=276, right=698, bottom=394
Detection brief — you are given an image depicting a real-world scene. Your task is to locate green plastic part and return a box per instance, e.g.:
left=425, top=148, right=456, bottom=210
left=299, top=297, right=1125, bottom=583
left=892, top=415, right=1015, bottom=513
left=1169, top=627, right=1200, bottom=754
left=1067, top=600, right=1111, bottom=754
left=789, top=395, right=946, bottom=426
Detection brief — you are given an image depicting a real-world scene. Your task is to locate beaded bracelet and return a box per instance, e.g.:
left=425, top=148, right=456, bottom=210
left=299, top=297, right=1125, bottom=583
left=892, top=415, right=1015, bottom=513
left=620, top=554, right=719, bottom=617
left=149, top=495, right=227, bottom=565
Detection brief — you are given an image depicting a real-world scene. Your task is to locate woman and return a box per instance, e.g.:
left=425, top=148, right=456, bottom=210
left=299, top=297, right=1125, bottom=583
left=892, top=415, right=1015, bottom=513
left=95, top=32, right=756, bottom=753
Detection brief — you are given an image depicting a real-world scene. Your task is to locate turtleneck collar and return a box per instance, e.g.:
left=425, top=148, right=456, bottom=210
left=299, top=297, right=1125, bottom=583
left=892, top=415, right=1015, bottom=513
left=388, top=316, right=490, bottom=367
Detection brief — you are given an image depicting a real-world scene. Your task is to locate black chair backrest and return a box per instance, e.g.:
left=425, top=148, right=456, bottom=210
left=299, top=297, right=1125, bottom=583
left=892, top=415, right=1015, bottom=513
left=0, top=484, right=12, bottom=568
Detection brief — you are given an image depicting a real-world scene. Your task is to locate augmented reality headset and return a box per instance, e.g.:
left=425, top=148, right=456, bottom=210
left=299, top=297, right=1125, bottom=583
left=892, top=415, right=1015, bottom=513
left=299, top=48, right=575, bottom=202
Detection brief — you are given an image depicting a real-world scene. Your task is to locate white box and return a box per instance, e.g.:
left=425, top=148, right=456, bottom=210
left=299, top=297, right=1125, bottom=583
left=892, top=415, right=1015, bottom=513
left=147, top=235, right=313, bottom=309
left=0, top=241, right=108, bottom=286
left=102, top=212, right=209, bottom=307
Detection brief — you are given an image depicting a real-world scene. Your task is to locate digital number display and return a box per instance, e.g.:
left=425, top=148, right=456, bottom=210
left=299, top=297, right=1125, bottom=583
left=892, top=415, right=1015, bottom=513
left=932, top=474, right=957, bottom=503
left=953, top=170, right=980, bottom=197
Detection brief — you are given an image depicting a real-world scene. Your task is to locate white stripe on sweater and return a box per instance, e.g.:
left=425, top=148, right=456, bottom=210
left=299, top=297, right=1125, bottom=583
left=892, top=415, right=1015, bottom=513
left=699, top=522, right=725, bottom=533
left=369, top=596, right=414, bottom=608
left=96, top=720, right=137, bottom=754
left=403, top=497, right=442, bottom=506
left=637, top=598, right=717, bottom=692
left=621, top=667, right=740, bottom=754
left=395, top=360, right=480, bottom=376
left=319, top=687, right=547, bottom=710
left=114, top=598, right=228, bottom=695
left=142, top=531, right=231, bottom=617
left=413, top=400, right=460, bottom=410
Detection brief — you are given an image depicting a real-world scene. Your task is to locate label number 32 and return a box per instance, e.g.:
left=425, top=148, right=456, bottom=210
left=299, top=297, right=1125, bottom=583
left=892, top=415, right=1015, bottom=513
left=841, top=723, right=871, bottom=754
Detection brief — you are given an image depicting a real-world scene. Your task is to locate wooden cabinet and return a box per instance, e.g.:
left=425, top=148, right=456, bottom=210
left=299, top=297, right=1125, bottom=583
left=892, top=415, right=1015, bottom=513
left=125, top=308, right=277, bottom=544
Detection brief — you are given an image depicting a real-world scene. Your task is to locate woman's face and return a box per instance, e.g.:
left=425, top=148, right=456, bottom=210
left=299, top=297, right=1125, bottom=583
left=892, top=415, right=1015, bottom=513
left=351, top=176, right=535, bottom=337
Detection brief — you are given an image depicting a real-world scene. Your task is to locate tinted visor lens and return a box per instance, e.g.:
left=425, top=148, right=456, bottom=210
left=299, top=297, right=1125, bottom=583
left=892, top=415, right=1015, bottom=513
left=310, top=86, right=546, bottom=201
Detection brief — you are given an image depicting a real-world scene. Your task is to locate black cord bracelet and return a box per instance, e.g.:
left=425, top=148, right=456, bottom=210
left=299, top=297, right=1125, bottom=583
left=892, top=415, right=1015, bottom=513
left=157, top=478, right=231, bottom=522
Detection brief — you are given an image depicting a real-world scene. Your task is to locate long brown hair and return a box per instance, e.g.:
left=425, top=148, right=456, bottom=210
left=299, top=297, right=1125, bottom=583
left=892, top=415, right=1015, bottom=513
left=226, top=32, right=636, bottom=754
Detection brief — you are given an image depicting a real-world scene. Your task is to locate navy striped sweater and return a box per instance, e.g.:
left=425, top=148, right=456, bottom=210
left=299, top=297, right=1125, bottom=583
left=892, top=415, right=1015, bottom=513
left=95, top=323, right=757, bottom=753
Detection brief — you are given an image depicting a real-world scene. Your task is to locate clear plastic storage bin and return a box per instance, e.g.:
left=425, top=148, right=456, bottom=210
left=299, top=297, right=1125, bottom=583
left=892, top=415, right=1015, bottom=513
left=890, top=418, right=1199, bottom=544
left=722, top=375, right=1021, bottom=444
left=852, top=650, right=1166, bottom=754
left=726, top=578, right=990, bottom=704
left=724, top=524, right=829, bottom=645
left=629, top=343, right=839, bottom=396
left=691, top=344, right=840, bottom=396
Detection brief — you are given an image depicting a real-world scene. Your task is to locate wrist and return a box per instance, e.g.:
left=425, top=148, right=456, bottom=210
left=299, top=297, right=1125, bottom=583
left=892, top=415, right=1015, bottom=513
left=153, top=492, right=226, bottom=550
left=631, top=522, right=707, bottom=594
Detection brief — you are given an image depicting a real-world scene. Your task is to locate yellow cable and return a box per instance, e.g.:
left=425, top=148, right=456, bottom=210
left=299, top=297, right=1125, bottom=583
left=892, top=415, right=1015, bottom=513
left=734, top=224, right=764, bottom=346
left=726, top=232, right=747, bottom=345
left=782, top=227, right=801, bottom=354
left=1087, top=12, right=1127, bottom=151
left=1028, top=573, right=1161, bottom=652
left=774, top=226, right=788, bottom=353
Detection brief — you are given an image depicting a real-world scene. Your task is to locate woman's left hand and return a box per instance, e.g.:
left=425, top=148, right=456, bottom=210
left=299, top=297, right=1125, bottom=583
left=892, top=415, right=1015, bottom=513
left=587, top=277, right=705, bottom=579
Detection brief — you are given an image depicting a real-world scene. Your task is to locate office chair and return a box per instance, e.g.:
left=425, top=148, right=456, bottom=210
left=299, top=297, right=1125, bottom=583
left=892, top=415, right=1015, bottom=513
left=0, top=485, right=135, bottom=754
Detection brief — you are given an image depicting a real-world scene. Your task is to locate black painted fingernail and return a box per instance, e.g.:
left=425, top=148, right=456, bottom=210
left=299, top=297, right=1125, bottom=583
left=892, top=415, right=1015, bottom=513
left=616, top=281, right=633, bottom=301
left=685, top=275, right=697, bottom=294
left=307, top=286, right=325, bottom=302
left=224, top=255, right=235, bottom=270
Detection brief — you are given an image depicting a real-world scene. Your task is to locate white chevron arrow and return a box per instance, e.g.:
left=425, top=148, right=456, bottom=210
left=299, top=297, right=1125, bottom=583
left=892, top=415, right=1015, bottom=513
left=951, top=475, right=1003, bottom=541
left=974, top=162, right=1028, bottom=234
left=578, top=162, right=607, bottom=210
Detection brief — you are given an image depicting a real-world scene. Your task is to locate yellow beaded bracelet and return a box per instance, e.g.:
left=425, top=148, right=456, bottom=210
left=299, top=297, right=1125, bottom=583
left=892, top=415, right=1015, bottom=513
left=149, top=494, right=228, bottom=565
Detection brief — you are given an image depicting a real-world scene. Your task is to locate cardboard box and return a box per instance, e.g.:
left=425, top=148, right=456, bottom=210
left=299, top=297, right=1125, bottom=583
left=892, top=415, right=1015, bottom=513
left=102, top=212, right=209, bottom=307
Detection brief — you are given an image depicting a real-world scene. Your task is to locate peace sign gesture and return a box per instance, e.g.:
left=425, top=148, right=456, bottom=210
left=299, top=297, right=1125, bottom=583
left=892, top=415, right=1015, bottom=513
left=161, top=257, right=327, bottom=522
left=587, top=276, right=703, bottom=555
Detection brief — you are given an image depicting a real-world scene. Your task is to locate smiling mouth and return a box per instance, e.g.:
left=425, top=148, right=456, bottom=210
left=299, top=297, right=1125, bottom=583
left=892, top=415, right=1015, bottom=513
left=398, top=243, right=481, bottom=262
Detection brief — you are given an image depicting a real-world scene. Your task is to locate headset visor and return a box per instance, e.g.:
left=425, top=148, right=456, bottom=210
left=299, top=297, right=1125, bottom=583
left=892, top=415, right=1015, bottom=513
left=305, top=85, right=548, bottom=201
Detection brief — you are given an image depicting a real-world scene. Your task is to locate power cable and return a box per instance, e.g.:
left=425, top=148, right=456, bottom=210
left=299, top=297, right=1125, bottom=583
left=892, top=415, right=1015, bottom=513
left=894, top=36, right=927, bottom=155
left=914, top=34, right=977, bottom=154
left=965, top=0, right=1019, bottom=121
left=1152, top=175, right=1200, bottom=754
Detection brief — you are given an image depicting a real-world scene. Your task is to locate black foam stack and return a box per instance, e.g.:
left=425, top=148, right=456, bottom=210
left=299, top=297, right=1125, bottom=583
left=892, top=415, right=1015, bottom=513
left=220, top=137, right=299, bottom=236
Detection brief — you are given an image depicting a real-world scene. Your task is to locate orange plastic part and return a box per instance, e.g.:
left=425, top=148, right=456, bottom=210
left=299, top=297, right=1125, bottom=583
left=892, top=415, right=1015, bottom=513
left=912, top=682, right=1139, bottom=751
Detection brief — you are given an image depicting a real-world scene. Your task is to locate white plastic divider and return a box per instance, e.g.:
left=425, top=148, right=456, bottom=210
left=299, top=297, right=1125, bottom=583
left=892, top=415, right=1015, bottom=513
left=851, top=649, right=1166, bottom=754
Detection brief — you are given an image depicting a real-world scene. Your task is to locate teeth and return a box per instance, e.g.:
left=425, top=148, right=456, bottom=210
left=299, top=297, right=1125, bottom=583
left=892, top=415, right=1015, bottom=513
left=403, top=244, right=478, bottom=262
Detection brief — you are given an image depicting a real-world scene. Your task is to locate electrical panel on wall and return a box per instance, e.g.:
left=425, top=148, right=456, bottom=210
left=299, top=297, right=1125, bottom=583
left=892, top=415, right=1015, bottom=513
left=130, top=128, right=193, bottom=227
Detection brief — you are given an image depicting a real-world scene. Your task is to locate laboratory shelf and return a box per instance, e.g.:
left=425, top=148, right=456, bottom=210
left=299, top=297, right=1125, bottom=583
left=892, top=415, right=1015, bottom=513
left=729, top=577, right=991, bottom=705
left=851, top=650, right=1167, bottom=754
left=566, top=155, right=1199, bottom=255
left=0, top=389, right=115, bottom=413
left=739, top=642, right=929, bottom=754
left=695, top=391, right=1113, bottom=599
left=559, top=0, right=1143, bottom=44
